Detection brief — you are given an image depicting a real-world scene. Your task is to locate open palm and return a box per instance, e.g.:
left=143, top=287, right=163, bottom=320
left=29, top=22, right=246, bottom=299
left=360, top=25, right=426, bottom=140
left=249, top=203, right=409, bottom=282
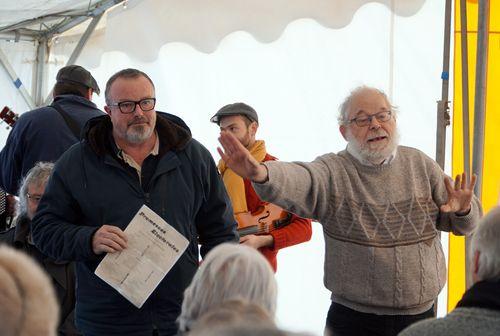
left=218, top=131, right=267, bottom=182
left=440, top=173, right=477, bottom=214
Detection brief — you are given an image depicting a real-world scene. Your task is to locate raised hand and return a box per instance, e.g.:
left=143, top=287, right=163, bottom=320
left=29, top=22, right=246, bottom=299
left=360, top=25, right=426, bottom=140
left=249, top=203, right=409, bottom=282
left=92, top=224, right=128, bottom=254
left=440, top=173, right=477, bottom=215
left=218, top=131, right=269, bottom=182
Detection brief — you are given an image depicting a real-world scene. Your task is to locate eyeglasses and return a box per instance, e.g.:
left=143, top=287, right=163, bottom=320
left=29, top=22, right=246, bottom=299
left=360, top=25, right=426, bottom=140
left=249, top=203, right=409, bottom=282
left=27, top=193, right=43, bottom=203
left=108, top=98, right=156, bottom=114
left=348, top=110, right=392, bottom=127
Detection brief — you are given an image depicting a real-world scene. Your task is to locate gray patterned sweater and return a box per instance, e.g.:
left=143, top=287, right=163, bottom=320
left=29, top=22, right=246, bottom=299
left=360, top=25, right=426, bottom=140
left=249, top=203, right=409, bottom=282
left=254, top=146, right=482, bottom=315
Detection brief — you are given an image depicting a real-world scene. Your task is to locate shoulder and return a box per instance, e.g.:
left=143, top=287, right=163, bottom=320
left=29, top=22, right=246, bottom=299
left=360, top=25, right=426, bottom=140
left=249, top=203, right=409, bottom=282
left=397, top=146, right=442, bottom=170
left=399, top=316, right=453, bottom=336
left=14, top=106, right=56, bottom=127
left=0, top=228, right=16, bottom=246
left=182, top=138, right=212, bottom=160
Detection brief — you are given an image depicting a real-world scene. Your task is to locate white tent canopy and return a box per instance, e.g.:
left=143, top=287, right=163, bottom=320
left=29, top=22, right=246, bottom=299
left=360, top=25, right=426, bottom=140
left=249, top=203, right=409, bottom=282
left=0, top=1, right=449, bottom=334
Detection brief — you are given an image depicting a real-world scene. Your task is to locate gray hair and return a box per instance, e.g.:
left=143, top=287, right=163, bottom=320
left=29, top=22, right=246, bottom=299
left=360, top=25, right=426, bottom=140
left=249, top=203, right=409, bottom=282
left=337, top=85, right=398, bottom=126
left=470, top=206, right=500, bottom=281
left=105, top=68, right=155, bottom=105
left=177, top=243, right=277, bottom=332
left=17, top=162, right=54, bottom=218
left=188, top=299, right=275, bottom=336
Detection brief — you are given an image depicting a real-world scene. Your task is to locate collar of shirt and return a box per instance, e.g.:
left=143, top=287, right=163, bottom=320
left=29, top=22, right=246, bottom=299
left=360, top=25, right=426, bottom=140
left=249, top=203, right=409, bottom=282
left=346, top=143, right=397, bottom=166
left=116, top=131, right=159, bottom=176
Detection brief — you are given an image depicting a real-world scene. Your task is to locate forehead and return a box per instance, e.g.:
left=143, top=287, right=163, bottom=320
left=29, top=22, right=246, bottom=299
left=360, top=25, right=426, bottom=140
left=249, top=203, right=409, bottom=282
left=108, top=76, right=155, bottom=101
left=27, top=182, right=45, bottom=194
left=349, top=89, right=390, bottom=117
left=219, top=115, right=247, bottom=127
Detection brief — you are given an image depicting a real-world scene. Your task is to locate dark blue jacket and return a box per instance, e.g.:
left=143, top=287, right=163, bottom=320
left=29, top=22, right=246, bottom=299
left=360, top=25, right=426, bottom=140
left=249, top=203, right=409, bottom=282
left=32, top=113, right=238, bottom=336
left=0, top=94, right=104, bottom=194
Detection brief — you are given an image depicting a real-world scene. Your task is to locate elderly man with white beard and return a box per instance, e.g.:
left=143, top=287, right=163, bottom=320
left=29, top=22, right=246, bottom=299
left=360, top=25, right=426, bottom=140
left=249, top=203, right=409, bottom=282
left=217, top=86, right=482, bottom=336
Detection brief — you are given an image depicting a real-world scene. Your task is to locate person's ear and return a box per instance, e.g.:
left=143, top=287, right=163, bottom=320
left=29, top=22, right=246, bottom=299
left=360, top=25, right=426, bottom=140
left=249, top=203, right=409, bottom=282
left=339, top=125, right=348, bottom=141
left=250, top=121, right=258, bottom=137
left=473, top=250, right=480, bottom=278
left=104, top=105, right=112, bottom=116
left=86, top=88, right=93, bottom=101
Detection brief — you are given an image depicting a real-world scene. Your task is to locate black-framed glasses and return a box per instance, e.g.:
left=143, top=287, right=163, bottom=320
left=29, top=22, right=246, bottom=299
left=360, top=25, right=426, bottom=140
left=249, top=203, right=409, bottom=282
left=348, top=110, right=392, bottom=127
left=27, top=193, right=43, bottom=203
left=108, top=98, right=156, bottom=114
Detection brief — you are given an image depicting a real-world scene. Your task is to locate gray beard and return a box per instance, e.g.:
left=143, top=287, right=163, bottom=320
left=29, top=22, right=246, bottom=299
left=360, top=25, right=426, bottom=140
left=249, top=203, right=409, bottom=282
left=347, top=128, right=400, bottom=164
left=126, top=124, right=154, bottom=144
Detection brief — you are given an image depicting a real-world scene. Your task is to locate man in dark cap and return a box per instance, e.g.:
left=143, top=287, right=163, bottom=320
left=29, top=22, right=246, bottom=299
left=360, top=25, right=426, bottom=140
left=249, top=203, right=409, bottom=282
left=211, top=103, right=312, bottom=272
left=0, top=65, right=104, bottom=195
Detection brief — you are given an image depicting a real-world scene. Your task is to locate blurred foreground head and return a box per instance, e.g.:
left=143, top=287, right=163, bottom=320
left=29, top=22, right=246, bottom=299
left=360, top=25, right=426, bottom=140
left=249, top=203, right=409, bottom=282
left=178, top=243, right=277, bottom=332
left=0, top=245, right=59, bottom=336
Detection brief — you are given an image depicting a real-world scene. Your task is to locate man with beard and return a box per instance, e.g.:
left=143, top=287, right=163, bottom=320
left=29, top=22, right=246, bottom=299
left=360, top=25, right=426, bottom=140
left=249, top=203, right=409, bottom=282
left=217, top=86, right=482, bottom=336
left=32, top=68, right=238, bottom=336
left=210, top=103, right=311, bottom=272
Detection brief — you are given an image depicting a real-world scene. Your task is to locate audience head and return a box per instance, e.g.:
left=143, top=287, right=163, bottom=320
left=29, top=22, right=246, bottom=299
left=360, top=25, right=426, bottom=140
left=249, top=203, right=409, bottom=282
left=0, top=245, right=59, bottom=336
left=53, top=65, right=100, bottom=100
left=338, top=86, right=399, bottom=164
left=188, top=299, right=275, bottom=336
left=18, top=162, right=54, bottom=220
left=470, top=206, right=500, bottom=283
left=212, top=102, right=259, bottom=149
left=178, top=243, right=277, bottom=332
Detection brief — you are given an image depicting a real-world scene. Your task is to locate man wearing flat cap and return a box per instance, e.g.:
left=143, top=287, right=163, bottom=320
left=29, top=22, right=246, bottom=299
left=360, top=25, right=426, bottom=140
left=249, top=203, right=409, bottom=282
left=211, top=103, right=312, bottom=272
left=0, top=65, right=104, bottom=195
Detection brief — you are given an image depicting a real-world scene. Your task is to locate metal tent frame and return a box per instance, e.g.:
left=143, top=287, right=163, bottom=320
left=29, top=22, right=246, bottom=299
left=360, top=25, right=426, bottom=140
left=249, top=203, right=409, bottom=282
left=0, top=0, right=125, bottom=109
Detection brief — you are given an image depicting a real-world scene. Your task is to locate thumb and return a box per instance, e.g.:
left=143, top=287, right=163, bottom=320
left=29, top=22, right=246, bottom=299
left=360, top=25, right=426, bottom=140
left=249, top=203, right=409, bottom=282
left=440, top=204, right=451, bottom=213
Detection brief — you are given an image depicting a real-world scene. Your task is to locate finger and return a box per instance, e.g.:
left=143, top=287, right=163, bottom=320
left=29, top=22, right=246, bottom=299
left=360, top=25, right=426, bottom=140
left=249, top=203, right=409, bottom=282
left=100, top=238, right=126, bottom=252
left=97, top=245, right=117, bottom=254
left=219, top=132, right=237, bottom=154
left=217, top=147, right=229, bottom=162
left=461, top=172, right=467, bottom=189
left=469, top=174, right=477, bottom=190
left=444, top=176, right=454, bottom=195
left=454, top=174, right=461, bottom=190
left=223, top=132, right=246, bottom=153
left=239, top=236, right=249, bottom=243
left=103, top=226, right=128, bottom=242
left=102, top=233, right=127, bottom=249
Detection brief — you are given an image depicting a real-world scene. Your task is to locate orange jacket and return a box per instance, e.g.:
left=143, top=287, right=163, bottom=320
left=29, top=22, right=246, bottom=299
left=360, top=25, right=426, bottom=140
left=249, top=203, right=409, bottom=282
left=243, top=153, right=312, bottom=272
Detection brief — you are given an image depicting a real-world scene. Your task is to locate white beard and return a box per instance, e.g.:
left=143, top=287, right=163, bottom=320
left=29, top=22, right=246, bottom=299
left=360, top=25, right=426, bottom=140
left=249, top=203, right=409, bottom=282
left=346, top=128, right=400, bottom=164
left=126, top=124, right=154, bottom=144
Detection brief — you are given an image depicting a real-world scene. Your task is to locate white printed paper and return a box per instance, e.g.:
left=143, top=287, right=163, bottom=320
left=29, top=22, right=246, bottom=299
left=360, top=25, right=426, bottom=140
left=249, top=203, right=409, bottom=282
left=95, top=205, right=189, bottom=308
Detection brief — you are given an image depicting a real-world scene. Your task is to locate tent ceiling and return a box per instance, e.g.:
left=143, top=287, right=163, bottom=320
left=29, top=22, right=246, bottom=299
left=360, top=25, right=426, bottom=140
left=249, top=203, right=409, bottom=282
left=98, top=0, right=428, bottom=58
left=0, top=0, right=123, bottom=39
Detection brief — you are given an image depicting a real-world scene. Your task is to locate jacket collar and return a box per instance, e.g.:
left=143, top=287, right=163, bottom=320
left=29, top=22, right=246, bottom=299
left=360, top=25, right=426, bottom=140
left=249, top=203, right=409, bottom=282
left=456, top=280, right=500, bottom=311
left=53, top=94, right=98, bottom=109
left=84, top=112, right=192, bottom=157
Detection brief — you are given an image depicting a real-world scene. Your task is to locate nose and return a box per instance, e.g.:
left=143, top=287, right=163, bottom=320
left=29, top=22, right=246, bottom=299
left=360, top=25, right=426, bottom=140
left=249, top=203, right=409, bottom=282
left=368, top=116, right=381, bottom=130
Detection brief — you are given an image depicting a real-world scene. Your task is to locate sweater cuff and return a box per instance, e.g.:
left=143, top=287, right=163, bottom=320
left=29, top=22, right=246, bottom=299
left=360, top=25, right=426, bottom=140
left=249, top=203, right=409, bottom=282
left=269, top=228, right=286, bottom=251
left=449, top=207, right=477, bottom=235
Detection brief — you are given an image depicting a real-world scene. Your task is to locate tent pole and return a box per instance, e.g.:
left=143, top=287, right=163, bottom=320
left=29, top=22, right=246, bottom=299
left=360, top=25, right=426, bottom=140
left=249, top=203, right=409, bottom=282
left=435, top=0, right=452, bottom=169
left=460, top=0, right=471, bottom=177
left=43, top=13, right=104, bottom=105
left=33, top=38, right=49, bottom=107
left=472, top=0, right=489, bottom=198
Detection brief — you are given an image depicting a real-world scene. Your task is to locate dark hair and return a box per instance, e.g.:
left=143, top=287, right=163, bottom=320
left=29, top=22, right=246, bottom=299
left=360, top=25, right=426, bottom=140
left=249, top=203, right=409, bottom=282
left=53, top=81, right=89, bottom=98
left=105, top=68, right=155, bottom=105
